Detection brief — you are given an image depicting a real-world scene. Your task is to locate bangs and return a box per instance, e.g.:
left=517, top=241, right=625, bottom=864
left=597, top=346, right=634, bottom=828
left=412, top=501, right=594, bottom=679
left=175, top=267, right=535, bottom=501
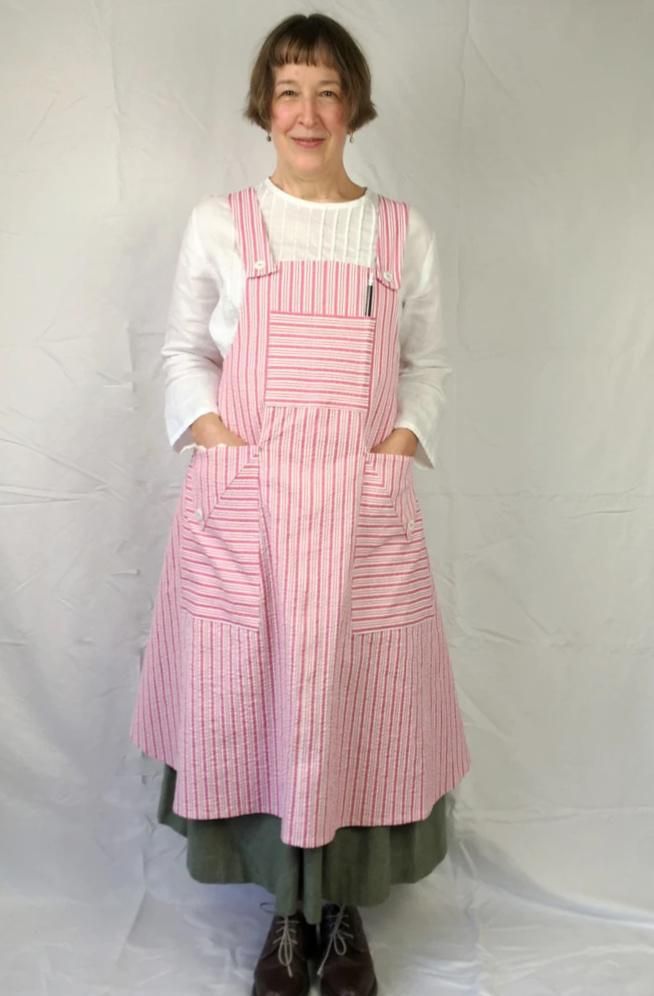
left=270, top=34, right=340, bottom=73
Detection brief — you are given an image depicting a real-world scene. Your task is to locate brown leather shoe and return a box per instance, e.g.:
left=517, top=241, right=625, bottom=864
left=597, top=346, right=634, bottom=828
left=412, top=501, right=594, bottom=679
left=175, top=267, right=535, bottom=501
left=316, top=902, right=378, bottom=996
left=251, top=902, right=317, bottom=996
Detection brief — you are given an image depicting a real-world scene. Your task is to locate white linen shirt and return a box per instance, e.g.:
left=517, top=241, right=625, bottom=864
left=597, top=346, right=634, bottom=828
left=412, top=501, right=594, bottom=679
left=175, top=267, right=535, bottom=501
left=161, top=176, right=451, bottom=469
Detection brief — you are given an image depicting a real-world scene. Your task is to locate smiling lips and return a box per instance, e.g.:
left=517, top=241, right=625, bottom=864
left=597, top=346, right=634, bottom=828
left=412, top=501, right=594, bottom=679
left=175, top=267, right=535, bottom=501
left=292, top=137, right=325, bottom=147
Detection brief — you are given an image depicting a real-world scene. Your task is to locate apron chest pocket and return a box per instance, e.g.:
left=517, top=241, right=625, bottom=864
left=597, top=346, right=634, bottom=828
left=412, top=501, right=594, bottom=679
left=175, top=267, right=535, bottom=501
left=266, top=311, right=376, bottom=410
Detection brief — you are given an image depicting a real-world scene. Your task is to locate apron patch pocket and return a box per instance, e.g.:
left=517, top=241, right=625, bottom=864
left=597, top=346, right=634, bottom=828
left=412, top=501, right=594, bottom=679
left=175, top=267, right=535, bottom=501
left=266, top=311, right=375, bottom=410
left=359, top=451, right=417, bottom=539
left=180, top=443, right=262, bottom=629
left=352, top=451, right=435, bottom=632
left=188, top=443, right=259, bottom=527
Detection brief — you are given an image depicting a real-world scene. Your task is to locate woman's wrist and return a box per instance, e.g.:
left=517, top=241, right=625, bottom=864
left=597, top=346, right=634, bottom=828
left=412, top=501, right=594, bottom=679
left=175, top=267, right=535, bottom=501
left=370, top=427, right=418, bottom=456
left=392, top=428, right=418, bottom=455
left=190, top=412, right=224, bottom=447
left=191, top=412, right=249, bottom=448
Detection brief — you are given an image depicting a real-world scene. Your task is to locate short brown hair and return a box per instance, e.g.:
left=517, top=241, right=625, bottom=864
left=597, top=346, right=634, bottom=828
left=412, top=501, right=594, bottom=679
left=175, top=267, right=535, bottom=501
left=243, top=13, right=377, bottom=134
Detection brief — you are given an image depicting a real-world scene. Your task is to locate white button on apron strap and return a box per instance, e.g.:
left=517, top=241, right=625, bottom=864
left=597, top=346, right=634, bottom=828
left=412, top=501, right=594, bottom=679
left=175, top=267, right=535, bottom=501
left=253, top=260, right=265, bottom=270
left=383, top=270, right=393, bottom=281
left=194, top=507, right=204, bottom=521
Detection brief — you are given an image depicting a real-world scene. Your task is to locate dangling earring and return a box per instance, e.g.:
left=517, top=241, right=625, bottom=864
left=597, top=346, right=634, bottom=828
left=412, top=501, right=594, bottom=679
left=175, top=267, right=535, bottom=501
left=266, top=133, right=271, bottom=142
left=349, top=132, right=354, bottom=143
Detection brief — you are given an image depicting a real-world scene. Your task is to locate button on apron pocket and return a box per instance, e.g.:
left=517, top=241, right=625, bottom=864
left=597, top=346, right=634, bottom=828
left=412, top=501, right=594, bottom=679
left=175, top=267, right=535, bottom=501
left=180, top=443, right=262, bottom=630
left=352, top=451, right=435, bottom=633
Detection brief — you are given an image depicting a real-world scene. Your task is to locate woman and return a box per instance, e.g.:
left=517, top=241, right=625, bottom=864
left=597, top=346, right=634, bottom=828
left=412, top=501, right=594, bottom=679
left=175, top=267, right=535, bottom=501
left=130, top=12, right=470, bottom=996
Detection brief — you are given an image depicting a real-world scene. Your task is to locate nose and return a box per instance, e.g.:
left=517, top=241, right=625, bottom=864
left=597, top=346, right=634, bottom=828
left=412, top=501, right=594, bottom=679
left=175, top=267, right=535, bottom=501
left=298, top=96, right=319, bottom=126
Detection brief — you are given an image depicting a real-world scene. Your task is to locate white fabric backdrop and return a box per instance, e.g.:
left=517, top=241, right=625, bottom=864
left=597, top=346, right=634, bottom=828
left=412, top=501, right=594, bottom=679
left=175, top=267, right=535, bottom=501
left=2, top=1, right=653, bottom=993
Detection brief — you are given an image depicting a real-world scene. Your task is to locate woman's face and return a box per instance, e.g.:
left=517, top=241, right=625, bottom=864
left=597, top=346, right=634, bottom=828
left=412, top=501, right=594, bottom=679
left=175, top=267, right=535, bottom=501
left=269, top=60, right=350, bottom=176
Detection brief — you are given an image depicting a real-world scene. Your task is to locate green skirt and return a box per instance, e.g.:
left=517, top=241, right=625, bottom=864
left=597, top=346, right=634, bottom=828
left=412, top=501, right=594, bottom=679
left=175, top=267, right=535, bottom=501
left=158, top=764, right=449, bottom=925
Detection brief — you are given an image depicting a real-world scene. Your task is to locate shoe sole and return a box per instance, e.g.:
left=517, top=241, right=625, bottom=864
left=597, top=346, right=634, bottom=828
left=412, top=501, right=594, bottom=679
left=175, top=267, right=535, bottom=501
left=251, top=973, right=312, bottom=996
left=318, top=980, right=378, bottom=996
left=251, top=968, right=377, bottom=996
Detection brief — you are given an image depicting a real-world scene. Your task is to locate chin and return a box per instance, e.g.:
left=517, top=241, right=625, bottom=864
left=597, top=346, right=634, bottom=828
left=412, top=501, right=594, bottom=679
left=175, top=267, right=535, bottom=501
left=290, top=149, right=327, bottom=159
left=289, top=155, right=326, bottom=170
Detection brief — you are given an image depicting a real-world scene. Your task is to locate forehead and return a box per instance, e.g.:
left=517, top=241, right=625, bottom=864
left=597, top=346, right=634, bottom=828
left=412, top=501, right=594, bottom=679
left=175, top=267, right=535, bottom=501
left=272, top=62, right=342, bottom=85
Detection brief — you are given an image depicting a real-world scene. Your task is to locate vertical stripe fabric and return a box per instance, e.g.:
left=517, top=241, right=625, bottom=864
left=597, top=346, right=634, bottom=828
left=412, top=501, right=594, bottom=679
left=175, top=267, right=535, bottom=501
left=130, top=185, right=470, bottom=847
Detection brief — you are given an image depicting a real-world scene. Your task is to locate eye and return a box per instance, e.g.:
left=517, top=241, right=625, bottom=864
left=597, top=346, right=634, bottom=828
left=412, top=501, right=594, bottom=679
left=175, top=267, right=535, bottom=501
left=321, top=90, right=338, bottom=97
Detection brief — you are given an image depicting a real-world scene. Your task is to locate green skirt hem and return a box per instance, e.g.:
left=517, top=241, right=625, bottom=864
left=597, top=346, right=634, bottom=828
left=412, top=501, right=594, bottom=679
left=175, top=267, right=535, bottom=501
left=158, top=764, right=449, bottom=925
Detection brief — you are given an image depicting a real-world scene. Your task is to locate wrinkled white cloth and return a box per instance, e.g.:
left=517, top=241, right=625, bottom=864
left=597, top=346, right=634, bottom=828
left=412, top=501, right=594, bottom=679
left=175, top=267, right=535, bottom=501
left=162, top=176, right=451, bottom=468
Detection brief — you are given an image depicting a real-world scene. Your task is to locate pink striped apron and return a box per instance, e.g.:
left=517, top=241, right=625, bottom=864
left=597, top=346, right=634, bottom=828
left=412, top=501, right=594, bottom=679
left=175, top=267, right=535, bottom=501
left=130, top=186, right=470, bottom=847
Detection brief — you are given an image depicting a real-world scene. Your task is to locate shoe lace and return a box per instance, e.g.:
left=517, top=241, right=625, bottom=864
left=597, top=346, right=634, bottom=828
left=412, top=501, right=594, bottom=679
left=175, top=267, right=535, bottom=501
left=316, top=904, right=355, bottom=978
left=259, top=900, right=302, bottom=979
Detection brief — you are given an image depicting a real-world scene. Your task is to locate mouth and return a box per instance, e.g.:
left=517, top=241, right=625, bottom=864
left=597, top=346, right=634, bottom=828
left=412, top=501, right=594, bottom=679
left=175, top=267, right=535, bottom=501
left=292, top=138, right=325, bottom=148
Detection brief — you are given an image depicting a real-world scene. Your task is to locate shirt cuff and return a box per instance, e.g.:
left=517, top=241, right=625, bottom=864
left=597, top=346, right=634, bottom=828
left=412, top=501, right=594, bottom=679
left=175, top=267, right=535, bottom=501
left=167, top=402, right=220, bottom=454
left=393, top=419, right=435, bottom=470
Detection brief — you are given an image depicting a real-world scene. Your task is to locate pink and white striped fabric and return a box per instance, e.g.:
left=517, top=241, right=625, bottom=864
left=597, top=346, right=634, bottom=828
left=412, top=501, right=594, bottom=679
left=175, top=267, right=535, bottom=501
left=130, top=186, right=470, bottom=847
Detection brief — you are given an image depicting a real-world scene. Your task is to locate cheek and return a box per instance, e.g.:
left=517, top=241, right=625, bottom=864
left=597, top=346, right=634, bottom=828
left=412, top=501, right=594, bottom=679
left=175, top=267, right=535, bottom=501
left=272, top=107, right=297, bottom=131
left=326, top=105, right=348, bottom=130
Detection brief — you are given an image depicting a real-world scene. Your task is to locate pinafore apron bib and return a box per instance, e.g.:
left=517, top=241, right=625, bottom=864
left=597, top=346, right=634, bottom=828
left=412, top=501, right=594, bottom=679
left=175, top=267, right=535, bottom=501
left=130, top=186, right=470, bottom=848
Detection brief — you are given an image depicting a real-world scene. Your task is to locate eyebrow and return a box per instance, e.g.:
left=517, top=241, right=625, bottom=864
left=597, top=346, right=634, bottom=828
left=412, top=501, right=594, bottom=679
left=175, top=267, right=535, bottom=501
left=275, top=78, right=341, bottom=86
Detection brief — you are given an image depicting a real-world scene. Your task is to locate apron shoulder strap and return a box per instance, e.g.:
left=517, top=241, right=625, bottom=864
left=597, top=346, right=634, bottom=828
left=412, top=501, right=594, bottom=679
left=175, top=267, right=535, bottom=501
left=374, top=195, right=410, bottom=289
left=227, top=186, right=278, bottom=278
left=228, top=185, right=408, bottom=286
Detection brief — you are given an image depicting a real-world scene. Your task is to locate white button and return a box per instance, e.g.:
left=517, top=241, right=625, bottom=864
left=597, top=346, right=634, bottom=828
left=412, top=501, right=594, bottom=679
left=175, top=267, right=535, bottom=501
left=253, top=260, right=265, bottom=270
left=194, top=508, right=204, bottom=521
left=383, top=270, right=393, bottom=281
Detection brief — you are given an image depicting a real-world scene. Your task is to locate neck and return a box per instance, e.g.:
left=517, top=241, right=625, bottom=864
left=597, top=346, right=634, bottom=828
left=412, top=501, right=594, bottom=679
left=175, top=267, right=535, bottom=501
left=268, top=166, right=365, bottom=203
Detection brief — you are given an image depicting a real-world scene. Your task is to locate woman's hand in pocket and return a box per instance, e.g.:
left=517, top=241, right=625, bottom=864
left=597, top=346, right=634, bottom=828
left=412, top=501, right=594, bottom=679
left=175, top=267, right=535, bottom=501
left=370, top=427, right=418, bottom=456
left=190, top=413, right=248, bottom=448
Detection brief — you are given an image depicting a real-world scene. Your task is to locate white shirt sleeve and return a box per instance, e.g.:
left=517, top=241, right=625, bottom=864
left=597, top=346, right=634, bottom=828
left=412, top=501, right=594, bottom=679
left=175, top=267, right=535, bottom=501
left=161, top=203, right=224, bottom=453
left=394, top=207, right=452, bottom=470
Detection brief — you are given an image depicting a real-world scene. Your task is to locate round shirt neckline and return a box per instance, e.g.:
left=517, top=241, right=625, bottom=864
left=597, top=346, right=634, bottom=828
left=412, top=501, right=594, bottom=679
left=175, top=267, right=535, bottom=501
left=263, top=176, right=372, bottom=208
